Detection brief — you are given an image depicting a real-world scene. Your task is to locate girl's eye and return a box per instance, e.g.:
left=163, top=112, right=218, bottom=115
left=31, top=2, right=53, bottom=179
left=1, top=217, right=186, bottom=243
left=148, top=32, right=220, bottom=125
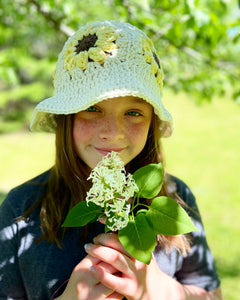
left=127, top=111, right=142, bottom=117
left=86, top=106, right=99, bottom=112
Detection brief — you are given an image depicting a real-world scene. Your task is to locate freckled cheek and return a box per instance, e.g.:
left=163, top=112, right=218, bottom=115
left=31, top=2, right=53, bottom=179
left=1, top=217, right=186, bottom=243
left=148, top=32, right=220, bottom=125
left=72, top=119, right=97, bottom=145
left=127, top=123, right=150, bottom=145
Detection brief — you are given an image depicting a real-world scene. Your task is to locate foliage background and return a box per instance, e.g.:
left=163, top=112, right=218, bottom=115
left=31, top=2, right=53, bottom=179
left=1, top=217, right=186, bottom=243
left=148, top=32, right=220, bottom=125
left=0, top=0, right=240, bottom=298
left=0, top=0, right=239, bottom=133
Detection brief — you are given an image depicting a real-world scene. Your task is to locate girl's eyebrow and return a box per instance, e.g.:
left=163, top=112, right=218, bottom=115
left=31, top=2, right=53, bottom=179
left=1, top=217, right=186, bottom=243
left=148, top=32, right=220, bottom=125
left=131, top=98, right=148, bottom=104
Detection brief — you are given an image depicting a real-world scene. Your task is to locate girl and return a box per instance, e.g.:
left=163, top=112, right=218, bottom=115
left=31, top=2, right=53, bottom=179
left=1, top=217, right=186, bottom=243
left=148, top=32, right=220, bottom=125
left=0, top=21, right=222, bottom=299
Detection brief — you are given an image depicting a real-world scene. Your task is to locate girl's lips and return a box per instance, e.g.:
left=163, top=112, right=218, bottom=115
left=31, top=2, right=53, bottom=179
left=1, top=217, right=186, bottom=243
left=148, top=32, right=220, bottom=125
left=95, top=148, right=124, bottom=156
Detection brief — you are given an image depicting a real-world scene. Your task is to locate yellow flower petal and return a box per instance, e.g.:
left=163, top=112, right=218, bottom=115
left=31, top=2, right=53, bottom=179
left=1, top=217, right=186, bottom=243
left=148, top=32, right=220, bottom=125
left=76, top=51, right=88, bottom=70
left=156, top=70, right=164, bottom=89
left=63, top=47, right=76, bottom=59
left=142, top=37, right=156, bottom=65
left=88, top=47, right=106, bottom=64
left=144, top=51, right=153, bottom=64
left=85, top=24, right=95, bottom=35
left=75, top=31, right=84, bottom=41
left=65, top=52, right=76, bottom=63
left=97, top=26, right=115, bottom=36
left=104, top=43, right=118, bottom=52
left=96, top=42, right=117, bottom=52
left=97, top=33, right=117, bottom=43
left=146, top=38, right=154, bottom=48
left=69, top=39, right=78, bottom=47
left=151, top=62, right=158, bottom=75
left=66, top=56, right=77, bottom=75
left=142, top=42, right=151, bottom=52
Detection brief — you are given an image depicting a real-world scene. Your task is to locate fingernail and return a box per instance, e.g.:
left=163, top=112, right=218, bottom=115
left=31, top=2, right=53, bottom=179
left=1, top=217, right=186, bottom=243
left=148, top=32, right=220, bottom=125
left=97, top=216, right=103, bottom=222
left=84, top=243, right=90, bottom=250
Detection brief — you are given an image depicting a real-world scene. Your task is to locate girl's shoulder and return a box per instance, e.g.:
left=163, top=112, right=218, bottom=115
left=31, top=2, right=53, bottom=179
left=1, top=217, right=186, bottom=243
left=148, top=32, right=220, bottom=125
left=167, top=175, right=195, bottom=200
left=165, top=174, right=201, bottom=221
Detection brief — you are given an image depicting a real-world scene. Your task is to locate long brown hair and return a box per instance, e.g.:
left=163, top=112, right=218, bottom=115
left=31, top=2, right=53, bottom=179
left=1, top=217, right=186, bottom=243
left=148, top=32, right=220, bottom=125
left=23, top=113, right=191, bottom=254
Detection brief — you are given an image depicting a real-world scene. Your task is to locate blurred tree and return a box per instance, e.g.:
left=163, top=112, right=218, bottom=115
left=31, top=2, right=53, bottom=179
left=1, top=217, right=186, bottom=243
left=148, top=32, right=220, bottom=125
left=0, top=0, right=239, bottom=131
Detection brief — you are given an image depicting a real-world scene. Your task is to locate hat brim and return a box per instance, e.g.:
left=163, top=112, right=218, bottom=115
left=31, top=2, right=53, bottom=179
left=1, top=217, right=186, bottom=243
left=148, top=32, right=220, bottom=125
left=30, top=88, right=173, bottom=137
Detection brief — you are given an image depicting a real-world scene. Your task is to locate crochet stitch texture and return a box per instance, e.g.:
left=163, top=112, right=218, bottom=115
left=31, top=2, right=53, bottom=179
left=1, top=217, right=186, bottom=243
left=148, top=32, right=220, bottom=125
left=30, top=20, right=173, bottom=136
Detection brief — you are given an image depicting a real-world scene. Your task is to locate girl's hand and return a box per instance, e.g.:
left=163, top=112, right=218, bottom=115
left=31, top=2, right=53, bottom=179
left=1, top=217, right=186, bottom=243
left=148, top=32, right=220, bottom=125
left=86, top=233, right=222, bottom=300
left=55, top=254, right=123, bottom=300
left=84, top=233, right=186, bottom=300
left=56, top=233, right=222, bottom=300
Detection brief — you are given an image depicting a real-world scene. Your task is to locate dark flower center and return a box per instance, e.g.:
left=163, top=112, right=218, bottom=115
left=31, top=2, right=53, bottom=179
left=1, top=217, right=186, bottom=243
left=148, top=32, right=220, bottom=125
left=75, top=33, right=98, bottom=54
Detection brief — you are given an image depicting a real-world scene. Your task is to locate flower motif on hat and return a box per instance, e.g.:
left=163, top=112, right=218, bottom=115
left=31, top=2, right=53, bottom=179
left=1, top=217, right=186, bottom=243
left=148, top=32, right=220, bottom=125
left=63, top=25, right=119, bottom=75
left=142, top=37, right=164, bottom=89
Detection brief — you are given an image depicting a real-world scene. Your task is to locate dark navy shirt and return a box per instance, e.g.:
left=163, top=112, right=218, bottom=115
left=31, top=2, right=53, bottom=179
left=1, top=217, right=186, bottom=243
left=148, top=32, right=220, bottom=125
left=0, top=170, right=220, bottom=299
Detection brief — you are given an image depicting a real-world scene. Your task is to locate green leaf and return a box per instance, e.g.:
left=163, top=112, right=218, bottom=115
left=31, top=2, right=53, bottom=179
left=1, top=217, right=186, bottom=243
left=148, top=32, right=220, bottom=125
left=62, top=201, right=102, bottom=227
left=146, top=197, right=198, bottom=235
left=133, top=163, right=163, bottom=199
left=105, top=215, right=114, bottom=233
left=118, top=212, right=156, bottom=264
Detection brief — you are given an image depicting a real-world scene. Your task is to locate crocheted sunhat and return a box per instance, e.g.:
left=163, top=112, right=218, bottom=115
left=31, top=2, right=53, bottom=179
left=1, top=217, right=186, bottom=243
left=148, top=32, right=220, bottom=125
left=30, top=20, right=173, bottom=137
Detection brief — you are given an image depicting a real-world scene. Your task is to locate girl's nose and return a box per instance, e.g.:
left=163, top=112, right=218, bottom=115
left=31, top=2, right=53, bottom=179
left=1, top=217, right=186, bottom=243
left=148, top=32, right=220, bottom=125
left=99, top=114, right=125, bottom=141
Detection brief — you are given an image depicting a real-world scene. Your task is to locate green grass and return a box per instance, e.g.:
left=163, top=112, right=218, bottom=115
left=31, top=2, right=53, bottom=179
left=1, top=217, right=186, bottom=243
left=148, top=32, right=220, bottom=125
left=1, top=91, right=239, bottom=299
left=0, top=131, right=55, bottom=197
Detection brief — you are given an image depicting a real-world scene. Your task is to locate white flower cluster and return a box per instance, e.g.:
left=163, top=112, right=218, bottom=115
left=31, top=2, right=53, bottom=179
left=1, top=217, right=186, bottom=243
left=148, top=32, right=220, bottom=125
left=86, top=152, right=138, bottom=231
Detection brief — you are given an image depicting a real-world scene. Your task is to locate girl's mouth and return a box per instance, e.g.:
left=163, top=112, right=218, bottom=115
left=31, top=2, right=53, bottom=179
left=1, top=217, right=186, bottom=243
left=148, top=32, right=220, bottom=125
left=95, top=148, right=124, bottom=156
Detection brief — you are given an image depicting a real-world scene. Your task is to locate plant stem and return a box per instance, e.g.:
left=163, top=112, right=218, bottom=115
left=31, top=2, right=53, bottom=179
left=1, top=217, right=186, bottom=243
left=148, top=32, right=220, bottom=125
left=131, top=202, right=149, bottom=213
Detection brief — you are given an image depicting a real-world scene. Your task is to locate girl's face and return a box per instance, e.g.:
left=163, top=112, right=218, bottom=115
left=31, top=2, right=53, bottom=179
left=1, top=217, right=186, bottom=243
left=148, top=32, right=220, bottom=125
left=72, top=96, right=153, bottom=169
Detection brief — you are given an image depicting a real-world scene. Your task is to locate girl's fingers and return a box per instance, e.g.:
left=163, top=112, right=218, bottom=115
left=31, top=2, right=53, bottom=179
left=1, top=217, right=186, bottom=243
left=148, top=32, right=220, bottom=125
left=98, top=215, right=107, bottom=225
left=74, top=254, right=100, bottom=272
left=64, top=254, right=120, bottom=300
left=105, top=291, right=124, bottom=300
left=96, top=260, right=120, bottom=275
left=85, top=242, right=135, bottom=276
left=90, top=258, right=124, bottom=299
left=90, top=264, right=127, bottom=294
left=93, top=233, right=130, bottom=257
left=89, top=282, right=117, bottom=298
